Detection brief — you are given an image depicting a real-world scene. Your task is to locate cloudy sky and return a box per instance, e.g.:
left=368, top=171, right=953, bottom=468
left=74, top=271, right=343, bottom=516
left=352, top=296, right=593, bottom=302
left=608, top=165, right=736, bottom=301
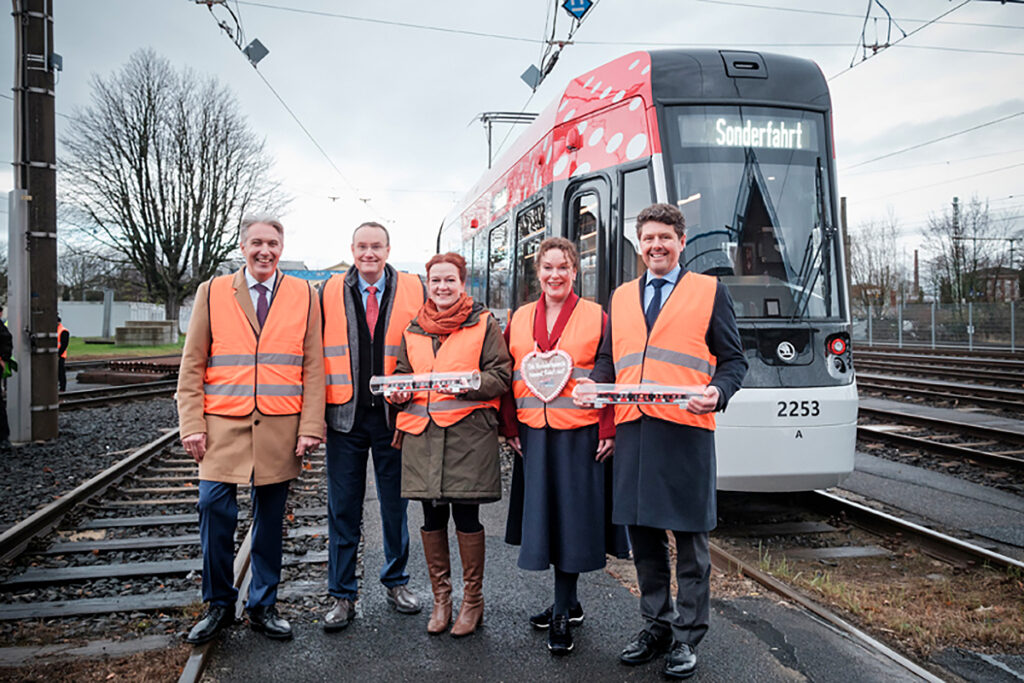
left=3, top=0, right=1022, bottom=273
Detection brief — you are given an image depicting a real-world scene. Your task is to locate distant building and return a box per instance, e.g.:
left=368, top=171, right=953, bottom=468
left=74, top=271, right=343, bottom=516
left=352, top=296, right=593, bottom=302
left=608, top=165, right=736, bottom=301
left=970, top=266, right=1021, bottom=302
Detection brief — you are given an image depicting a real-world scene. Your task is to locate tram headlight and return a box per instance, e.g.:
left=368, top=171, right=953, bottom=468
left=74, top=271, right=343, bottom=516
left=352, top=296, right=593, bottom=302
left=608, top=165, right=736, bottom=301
left=825, top=333, right=852, bottom=379
left=828, top=337, right=846, bottom=355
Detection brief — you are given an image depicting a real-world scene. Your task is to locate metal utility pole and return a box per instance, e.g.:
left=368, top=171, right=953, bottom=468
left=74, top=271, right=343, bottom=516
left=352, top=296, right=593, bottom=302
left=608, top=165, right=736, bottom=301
left=474, top=112, right=538, bottom=168
left=9, top=0, right=59, bottom=442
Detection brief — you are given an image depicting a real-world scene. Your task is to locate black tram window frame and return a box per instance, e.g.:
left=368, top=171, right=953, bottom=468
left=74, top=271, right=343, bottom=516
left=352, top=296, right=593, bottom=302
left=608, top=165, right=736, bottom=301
left=512, top=199, right=548, bottom=309
left=485, top=219, right=510, bottom=314
left=614, top=161, right=655, bottom=291
left=563, top=174, right=612, bottom=304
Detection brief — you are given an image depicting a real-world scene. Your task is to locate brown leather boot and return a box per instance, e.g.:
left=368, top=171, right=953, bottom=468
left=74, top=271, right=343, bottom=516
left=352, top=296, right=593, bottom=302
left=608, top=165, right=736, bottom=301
left=421, top=528, right=452, bottom=635
left=450, top=529, right=485, bottom=638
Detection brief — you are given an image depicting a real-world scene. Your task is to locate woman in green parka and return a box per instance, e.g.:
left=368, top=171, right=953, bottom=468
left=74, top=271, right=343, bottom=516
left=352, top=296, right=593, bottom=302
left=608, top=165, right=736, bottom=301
left=387, top=252, right=511, bottom=638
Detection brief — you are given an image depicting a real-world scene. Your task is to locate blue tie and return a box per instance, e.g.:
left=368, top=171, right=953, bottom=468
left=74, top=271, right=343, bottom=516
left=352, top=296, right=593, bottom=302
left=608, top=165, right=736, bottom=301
left=645, top=278, right=668, bottom=331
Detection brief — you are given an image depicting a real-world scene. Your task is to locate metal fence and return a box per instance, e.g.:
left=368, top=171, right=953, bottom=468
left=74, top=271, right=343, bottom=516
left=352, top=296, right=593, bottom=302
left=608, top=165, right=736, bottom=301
left=852, top=300, right=1022, bottom=351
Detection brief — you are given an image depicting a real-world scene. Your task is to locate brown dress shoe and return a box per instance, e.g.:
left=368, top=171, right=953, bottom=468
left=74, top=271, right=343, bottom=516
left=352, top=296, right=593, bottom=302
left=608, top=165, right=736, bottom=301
left=450, top=529, right=485, bottom=638
left=386, top=584, right=422, bottom=614
left=323, top=597, right=355, bottom=632
left=421, top=528, right=452, bottom=634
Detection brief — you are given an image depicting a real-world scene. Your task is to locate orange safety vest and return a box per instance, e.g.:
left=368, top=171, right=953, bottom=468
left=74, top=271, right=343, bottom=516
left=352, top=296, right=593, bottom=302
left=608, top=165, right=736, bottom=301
left=395, top=311, right=500, bottom=435
left=508, top=298, right=602, bottom=430
left=203, top=273, right=311, bottom=417
left=321, top=271, right=424, bottom=405
left=610, top=271, right=718, bottom=430
left=57, top=323, right=68, bottom=359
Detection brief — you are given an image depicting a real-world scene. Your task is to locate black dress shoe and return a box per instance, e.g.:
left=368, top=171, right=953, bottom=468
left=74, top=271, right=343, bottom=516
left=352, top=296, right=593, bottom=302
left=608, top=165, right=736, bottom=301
left=619, top=629, right=672, bottom=665
left=185, top=604, right=234, bottom=645
left=664, top=642, right=697, bottom=679
left=248, top=604, right=292, bottom=640
left=529, top=603, right=584, bottom=630
left=547, top=615, right=574, bottom=656
left=323, top=597, right=356, bottom=632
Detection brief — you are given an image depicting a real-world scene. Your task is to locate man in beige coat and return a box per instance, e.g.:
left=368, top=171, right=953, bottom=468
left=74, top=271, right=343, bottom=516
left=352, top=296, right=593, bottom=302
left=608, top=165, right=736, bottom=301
left=177, top=215, right=325, bottom=644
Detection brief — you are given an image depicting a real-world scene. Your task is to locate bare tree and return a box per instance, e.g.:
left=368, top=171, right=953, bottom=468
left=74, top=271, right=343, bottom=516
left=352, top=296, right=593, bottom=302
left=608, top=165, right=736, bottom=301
left=922, top=196, right=1014, bottom=304
left=59, top=50, right=287, bottom=321
left=849, top=209, right=904, bottom=310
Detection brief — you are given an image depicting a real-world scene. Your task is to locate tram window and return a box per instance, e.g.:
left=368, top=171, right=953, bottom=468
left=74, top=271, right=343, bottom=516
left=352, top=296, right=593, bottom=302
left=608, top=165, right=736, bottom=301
left=487, top=221, right=510, bottom=311
left=621, top=168, right=653, bottom=283
left=516, top=202, right=545, bottom=306
left=470, top=231, right=488, bottom=300
left=571, top=193, right=600, bottom=301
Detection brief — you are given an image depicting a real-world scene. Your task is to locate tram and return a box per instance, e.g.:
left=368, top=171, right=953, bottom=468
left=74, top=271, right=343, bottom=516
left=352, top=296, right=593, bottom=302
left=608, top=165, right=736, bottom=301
left=437, top=50, right=857, bottom=491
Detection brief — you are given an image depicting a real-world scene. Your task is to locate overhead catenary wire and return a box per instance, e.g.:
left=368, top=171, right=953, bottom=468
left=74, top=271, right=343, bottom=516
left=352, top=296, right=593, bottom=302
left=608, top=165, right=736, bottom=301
left=693, top=0, right=1024, bottom=30
left=200, top=3, right=388, bottom=221
left=828, top=0, right=973, bottom=80
left=844, top=111, right=1024, bottom=170
left=862, top=161, right=1024, bottom=201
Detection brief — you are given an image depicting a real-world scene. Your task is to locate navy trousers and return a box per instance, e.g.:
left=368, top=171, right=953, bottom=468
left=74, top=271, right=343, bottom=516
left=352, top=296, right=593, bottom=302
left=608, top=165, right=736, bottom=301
left=326, top=406, right=410, bottom=600
left=197, top=479, right=290, bottom=610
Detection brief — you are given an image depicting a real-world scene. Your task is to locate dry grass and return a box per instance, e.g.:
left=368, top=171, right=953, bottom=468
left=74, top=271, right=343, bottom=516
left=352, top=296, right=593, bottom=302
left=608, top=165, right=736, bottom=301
left=0, top=644, right=190, bottom=683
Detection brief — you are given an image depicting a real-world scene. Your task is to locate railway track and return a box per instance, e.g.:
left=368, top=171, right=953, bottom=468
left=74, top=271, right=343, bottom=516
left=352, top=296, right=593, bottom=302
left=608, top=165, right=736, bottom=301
left=0, top=429, right=329, bottom=680
left=59, top=380, right=178, bottom=410
left=857, top=372, right=1024, bottom=412
left=858, top=345, right=1024, bottom=361
left=858, top=404, right=1024, bottom=472
left=854, top=349, right=1024, bottom=385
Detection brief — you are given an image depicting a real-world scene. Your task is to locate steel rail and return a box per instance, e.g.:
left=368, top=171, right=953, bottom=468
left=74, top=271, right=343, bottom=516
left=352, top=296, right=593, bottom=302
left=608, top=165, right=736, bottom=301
left=857, top=374, right=1024, bottom=411
left=855, top=350, right=1024, bottom=371
left=805, top=490, right=1024, bottom=572
left=858, top=345, right=1024, bottom=361
left=857, top=425, right=1024, bottom=470
left=709, top=543, right=945, bottom=683
left=0, top=430, right=180, bottom=563
left=854, top=360, right=1024, bottom=384
left=177, top=526, right=253, bottom=683
left=858, top=406, right=1024, bottom=445
left=59, top=380, right=178, bottom=410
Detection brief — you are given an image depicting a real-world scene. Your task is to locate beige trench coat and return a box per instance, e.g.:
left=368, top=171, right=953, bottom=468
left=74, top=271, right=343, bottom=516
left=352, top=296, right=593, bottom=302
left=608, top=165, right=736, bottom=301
left=177, top=269, right=325, bottom=486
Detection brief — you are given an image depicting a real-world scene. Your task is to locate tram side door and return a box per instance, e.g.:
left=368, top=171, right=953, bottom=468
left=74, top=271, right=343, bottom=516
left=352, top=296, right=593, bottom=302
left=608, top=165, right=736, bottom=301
left=564, top=178, right=611, bottom=304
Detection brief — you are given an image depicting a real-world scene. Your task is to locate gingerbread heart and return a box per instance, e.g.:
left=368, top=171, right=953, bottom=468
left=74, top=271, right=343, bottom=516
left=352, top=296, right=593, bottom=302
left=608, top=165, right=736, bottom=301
left=520, top=349, right=573, bottom=403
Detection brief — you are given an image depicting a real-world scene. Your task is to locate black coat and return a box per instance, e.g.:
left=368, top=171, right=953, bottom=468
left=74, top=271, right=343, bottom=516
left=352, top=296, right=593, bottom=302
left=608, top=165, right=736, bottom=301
left=590, top=272, right=747, bottom=531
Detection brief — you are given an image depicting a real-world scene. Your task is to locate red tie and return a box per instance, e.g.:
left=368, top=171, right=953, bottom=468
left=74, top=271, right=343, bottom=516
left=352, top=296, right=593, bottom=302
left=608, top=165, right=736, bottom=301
left=365, top=285, right=379, bottom=338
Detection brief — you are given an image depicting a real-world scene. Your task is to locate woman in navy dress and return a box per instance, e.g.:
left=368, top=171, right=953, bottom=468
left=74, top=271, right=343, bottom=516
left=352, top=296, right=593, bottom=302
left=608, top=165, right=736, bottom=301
left=501, top=237, right=627, bottom=655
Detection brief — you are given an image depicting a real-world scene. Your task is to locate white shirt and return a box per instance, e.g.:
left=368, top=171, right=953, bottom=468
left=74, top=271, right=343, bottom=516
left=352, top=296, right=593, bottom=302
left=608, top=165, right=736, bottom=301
left=245, top=268, right=277, bottom=312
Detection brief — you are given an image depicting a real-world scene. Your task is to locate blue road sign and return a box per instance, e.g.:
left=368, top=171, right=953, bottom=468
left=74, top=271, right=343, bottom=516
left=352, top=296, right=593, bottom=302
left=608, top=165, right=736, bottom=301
left=562, top=0, right=592, bottom=21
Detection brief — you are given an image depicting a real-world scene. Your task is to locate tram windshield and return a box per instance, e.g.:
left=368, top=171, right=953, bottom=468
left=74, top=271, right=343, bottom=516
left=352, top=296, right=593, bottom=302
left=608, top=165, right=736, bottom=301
left=659, top=105, right=842, bottom=320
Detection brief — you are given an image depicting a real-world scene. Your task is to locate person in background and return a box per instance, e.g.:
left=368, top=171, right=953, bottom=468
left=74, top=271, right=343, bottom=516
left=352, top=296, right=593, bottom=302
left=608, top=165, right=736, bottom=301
left=0, top=311, right=12, bottom=447
left=501, top=237, right=627, bottom=655
left=177, top=215, right=325, bottom=644
left=577, top=203, right=747, bottom=679
left=56, top=316, right=69, bottom=392
left=387, top=252, right=511, bottom=638
left=319, top=222, right=425, bottom=631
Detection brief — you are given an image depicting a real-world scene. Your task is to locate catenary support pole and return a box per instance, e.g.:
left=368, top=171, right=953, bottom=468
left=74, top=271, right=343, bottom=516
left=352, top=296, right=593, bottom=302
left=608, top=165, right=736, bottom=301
left=10, top=0, right=59, bottom=441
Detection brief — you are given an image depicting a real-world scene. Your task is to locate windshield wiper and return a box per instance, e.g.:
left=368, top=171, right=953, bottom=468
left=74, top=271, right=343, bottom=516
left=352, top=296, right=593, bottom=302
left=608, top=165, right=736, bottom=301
left=790, top=157, right=835, bottom=320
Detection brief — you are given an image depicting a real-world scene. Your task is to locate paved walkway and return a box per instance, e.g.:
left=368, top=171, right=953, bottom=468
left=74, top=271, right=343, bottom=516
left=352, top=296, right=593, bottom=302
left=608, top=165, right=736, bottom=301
left=203, top=472, right=923, bottom=682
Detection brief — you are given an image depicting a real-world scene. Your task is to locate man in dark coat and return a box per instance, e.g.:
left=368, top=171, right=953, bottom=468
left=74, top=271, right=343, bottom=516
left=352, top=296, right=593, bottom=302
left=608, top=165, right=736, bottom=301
left=581, top=203, right=747, bottom=679
left=320, top=222, right=425, bottom=630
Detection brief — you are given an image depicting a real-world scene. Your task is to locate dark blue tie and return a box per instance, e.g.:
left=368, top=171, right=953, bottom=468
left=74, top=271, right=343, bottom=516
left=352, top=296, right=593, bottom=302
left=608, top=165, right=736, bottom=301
left=645, top=278, right=668, bottom=331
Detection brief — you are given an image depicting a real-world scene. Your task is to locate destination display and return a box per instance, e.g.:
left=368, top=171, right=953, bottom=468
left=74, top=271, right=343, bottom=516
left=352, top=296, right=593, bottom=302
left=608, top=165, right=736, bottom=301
left=677, top=112, right=819, bottom=151
left=369, top=371, right=481, bottom=396
left=572, top=383, right=704, bottom=408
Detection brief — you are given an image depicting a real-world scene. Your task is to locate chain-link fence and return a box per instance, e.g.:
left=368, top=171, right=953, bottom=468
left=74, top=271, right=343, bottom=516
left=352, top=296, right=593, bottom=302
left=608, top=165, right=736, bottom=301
left=852, top=300, right=1022, bottom=350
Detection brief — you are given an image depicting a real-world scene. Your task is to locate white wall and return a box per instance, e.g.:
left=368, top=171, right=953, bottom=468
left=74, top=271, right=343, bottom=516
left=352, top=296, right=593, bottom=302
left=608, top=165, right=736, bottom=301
left=58, top=301, right=193, bottom=338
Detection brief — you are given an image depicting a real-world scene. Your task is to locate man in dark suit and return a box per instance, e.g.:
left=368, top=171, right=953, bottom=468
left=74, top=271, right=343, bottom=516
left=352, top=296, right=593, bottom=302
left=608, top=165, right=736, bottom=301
left=579, top=203, right=747, bottom=679
left=320, top=222, right=425, bottom=629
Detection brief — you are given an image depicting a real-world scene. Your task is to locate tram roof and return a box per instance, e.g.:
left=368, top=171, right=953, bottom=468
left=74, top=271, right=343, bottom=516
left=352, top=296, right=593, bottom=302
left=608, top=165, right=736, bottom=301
left=441, top=49, right=829, bottom=242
